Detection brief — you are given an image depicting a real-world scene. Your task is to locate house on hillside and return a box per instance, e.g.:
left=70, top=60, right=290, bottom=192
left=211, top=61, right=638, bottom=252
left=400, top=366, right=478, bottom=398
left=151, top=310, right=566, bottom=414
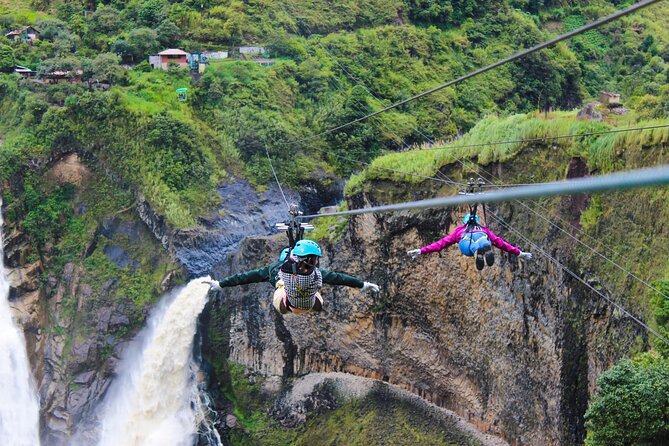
left=14, top=65, right=35, bottom=77
left=599, top=91, right=621, bottom=105
left=4, top=26, right=40, bottom=44
left=43, top=70, right=83, bottom=84
left=239, top=46, right=266, bottom=55
left=252, top=57, right=274, bottom=67
left=201, top=50, right=228, bottom=60
left=148, top=49, right=189, bottom=70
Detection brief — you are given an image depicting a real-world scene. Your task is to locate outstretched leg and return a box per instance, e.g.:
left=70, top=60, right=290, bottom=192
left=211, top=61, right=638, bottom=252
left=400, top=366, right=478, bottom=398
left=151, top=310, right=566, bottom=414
left=272, top=280, right=290, bottom=314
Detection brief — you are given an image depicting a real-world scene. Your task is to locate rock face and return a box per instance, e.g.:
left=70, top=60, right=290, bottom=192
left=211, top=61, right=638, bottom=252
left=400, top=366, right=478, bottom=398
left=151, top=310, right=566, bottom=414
left=212, top=191, right=640, bottom=446
left=142, top=178, right=343, bottom=276
left=272, top=372, right=509, bottom=446
left=2, top=148, right=344, bottom=444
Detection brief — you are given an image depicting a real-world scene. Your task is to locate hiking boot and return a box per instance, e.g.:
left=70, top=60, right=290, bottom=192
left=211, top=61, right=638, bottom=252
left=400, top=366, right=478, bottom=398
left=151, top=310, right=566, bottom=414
left=484, top=245, right=495, bottom=267
left=475, top=249, right=485, bottom=271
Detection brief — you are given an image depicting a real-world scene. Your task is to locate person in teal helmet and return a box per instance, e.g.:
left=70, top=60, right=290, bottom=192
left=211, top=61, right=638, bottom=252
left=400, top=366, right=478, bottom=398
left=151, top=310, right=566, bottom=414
left=407, top=213, right=532, bottom=270
left=205, top=240, right=380, bottom=314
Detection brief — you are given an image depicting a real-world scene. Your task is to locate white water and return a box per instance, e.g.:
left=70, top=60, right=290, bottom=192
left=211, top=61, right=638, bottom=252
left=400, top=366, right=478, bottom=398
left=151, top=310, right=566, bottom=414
left=0, top=205, right=41, bottom=445
left=96, top=277, right=220, bottom=446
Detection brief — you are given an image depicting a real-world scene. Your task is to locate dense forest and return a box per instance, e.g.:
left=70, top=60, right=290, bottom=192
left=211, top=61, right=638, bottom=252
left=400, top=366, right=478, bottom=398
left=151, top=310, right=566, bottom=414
left=1, top=0, right=669, bottom=443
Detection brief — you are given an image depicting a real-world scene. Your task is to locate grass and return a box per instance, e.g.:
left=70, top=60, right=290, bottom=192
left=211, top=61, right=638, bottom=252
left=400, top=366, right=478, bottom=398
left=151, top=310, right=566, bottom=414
left=222, top=360, right=481, bottom=446
left=0, top=0, right=49, bottom=19
left=344, top=111, right=669, bottom=197
left=309, top=202, right=350, bottom=243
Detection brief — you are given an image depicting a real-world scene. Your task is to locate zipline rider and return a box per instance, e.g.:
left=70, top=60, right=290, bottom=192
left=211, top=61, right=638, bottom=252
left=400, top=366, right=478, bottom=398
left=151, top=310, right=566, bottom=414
left=206, top=240, right=379, bottom=314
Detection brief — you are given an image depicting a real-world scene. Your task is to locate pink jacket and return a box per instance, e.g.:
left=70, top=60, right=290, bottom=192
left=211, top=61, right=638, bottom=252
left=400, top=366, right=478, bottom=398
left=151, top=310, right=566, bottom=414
left=420, top=224, right=521, bottom=255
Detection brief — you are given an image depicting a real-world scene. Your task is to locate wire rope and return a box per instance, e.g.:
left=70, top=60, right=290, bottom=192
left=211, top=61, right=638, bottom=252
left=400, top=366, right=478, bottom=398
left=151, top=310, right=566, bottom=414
left=297, top=165, right=669, bottom=218
left=278, top=0, right=663, bottom=146
left=486, top=211, right=669, bottom=346
left=264, top=145, right=290, bottom=209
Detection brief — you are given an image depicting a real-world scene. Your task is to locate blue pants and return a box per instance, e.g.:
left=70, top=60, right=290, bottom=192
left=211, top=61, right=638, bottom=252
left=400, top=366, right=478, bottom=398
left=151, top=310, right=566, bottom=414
left=458, top=231, right=491, bottom=257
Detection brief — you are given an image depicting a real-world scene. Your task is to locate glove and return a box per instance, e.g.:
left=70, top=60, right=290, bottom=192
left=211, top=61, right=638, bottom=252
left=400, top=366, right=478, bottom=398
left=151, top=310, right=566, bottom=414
left=406, top=249, right=421, bottom=259
left=519, top=251, right=533, bottom=260
left=203, top=279, right=222, bottom=291
left=362, top=282, right=380, bottom=293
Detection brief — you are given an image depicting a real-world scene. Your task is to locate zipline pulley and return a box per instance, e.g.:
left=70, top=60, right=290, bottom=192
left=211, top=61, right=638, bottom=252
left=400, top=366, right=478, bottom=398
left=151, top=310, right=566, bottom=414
left=463, top=177, right=486, bottom=228
left=275, top=203, right=314, bottom=249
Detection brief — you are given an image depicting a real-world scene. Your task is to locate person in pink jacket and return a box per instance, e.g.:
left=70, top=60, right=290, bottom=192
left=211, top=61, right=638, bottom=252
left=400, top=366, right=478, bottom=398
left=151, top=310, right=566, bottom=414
left=407, top=214, right=532, bottom=270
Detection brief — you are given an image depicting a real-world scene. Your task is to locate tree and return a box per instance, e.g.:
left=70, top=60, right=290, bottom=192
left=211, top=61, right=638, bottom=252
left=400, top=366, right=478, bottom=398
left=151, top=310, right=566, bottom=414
left=144, top=112, right=211, bottom=191
left=585, top=354, right=669, bottom=446
left=35, top=18, right=69, bottom=41
left=87, top=53, right=123, bottom=84
left=127, top=28, right=159, bottom=62
left=156, top=20, right=181, bottom=48
left=89, top=6, right=122, bottom=34
left=36, top=55, right=82, bottom=78
left=138, top=0, right=167, bottom=27
left=110, top=39, right=132, bottom=60
left=0, top=45, right=15, bottom=73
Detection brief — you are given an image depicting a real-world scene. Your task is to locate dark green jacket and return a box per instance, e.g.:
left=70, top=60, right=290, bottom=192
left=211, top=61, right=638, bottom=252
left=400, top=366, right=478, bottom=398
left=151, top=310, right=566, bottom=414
left=218, top=260, right=364, bottom=288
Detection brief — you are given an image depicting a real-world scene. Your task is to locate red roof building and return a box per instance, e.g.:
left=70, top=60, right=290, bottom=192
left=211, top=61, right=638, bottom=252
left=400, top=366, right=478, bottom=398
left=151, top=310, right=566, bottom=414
left=148, top=49, right=189, bottom=70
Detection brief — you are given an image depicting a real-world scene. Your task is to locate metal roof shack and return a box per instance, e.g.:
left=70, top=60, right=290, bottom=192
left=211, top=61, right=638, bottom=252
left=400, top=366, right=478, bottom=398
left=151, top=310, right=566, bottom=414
left=44, top=69, right=84, bottom=84
left=4, top=26, right=40, bottom=44
left=14, top=65, right=35, bottom=77
left=252, top=57, right=274, bottom=67
left=599, top=91, right=621, bottom=105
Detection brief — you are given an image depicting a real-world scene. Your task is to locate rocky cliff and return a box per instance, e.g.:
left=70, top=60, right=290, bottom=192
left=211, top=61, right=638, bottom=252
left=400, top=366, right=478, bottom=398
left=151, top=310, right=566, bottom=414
left=207, top=153, right=653, bottom=445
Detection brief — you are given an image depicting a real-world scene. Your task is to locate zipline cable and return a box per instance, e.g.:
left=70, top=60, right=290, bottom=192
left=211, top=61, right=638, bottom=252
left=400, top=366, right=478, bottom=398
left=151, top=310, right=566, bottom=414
left=279, top=0, right=664, bottom=146
left=277, top=2, right=466, bottom=187
left=298, top=165, right=669, bottom=219
left=264, top=145, right=290, bottom=209
left=471, top=172, right=669, bottom=301
left=487, top=211, right=669, bottom=347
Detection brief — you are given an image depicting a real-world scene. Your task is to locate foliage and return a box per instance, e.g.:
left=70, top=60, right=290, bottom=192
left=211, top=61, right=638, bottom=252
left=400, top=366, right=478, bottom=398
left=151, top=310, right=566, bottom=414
left=144, top=111, right=211, bottom=191
left=22, top=181, right=74, bottom=248
left=0, top=43, right=14, bottom=72
left=584, top=353, right=669, bottom=446
left=344, top=112, right=669, bottom=196
left=85, top=52, right=123, bottom=84
left=309, top=202, right=349, bottom=243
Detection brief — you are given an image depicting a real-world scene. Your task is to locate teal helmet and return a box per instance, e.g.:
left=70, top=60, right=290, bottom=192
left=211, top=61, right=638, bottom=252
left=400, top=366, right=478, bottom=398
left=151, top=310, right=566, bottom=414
left=463, top=214, right=480, bottom=224
left=292, top=239, right=322, bottom=257
left=279, top=247, right=290, bottom=262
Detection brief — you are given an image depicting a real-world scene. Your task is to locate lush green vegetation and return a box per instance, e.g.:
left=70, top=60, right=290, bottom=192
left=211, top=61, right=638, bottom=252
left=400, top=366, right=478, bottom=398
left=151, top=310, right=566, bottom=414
left=1, top=0, right=667, bottom=223
left=584, top=352, right=669, bottom=446
left=216, top=359, right=480, bottom=446
left=344, top=110, right=669, bottom=196
left=309, top=202, right=349, bottom=243
left=1, top=0, right=668, bottom=442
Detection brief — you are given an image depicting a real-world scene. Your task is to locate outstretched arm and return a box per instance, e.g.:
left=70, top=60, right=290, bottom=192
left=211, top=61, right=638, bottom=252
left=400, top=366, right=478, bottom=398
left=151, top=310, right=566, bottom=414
left=320, top=269, right=365, bottom=288
left=419, top=230, right=460, bottom=254
left=484, top=228, right=521, bottom=255
left=218, top=265, right=271, bottom=287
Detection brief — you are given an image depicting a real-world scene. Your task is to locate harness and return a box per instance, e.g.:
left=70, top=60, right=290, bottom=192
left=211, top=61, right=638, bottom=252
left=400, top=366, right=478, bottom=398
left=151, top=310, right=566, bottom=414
left=460, top=177, right=489, bottom=252
left=274, top=203, right=317, bottom=312
left=279, top=260, right=322, bottom=311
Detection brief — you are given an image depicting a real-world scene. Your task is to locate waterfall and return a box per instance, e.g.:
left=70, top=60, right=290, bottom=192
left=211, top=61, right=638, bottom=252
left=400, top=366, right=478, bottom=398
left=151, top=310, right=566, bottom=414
left=0, top=204, right=41, bottom=445
left=96, top=277, right=221, bottom=446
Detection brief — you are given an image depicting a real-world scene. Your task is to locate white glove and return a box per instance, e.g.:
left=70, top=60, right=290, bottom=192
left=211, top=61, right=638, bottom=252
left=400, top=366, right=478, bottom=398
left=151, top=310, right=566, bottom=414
left=203, top=279, right=222, bottom=291
left=519, top=251, right=533, bottom=260
left=407, top=249, right=421, bottom=259
left=362, top=282, right=380, bottom=293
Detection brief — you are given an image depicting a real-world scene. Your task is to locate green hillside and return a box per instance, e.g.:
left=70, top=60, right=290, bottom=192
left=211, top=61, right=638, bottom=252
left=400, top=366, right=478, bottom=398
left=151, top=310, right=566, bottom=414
left=1, top=1, right=669, bottom=444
